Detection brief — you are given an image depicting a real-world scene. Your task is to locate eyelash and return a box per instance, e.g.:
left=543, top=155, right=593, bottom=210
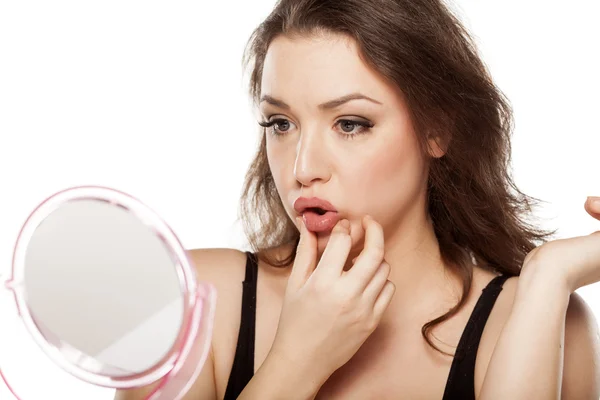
left=258, top=118, right=374, bottom=139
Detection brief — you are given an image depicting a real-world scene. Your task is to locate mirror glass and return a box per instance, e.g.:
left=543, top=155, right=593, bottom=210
left=21, top=199, right=184, bottom=377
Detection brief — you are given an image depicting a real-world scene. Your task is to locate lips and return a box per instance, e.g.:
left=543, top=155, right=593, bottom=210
left=293, top=196, right=340, bottom=233
left=293, top=197, right=337, bottom=214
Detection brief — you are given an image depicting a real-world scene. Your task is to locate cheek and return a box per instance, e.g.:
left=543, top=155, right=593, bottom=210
left=267, top=140, right=284, bottom=180
left=346, top=133, right=427, bottom=218
left=266, top=140, right=295, bottom=200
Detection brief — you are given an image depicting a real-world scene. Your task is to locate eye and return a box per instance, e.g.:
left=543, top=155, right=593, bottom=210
left=257, top=117, right=374, bottom=138
left=258, top=118, right=294, bottom=136
left=336, top=119, right=374, bottom=137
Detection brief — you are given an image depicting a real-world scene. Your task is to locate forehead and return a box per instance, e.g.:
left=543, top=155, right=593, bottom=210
left=260, top=34, right=400, bottom=109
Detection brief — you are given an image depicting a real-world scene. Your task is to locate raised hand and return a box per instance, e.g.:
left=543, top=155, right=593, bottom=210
left=268, top=215, right=396, bottom=389
left=522, top=196, right=600, bottom=292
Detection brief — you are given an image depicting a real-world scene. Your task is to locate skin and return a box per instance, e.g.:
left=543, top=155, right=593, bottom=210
left=115, top=33, right=600, bottom=399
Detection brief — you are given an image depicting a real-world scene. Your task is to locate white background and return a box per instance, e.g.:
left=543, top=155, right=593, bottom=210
left=1, top=0, right=599, bottom=399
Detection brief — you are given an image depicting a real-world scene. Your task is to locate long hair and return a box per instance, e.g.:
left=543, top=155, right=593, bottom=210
left=237, top=0, right=556, bottom=354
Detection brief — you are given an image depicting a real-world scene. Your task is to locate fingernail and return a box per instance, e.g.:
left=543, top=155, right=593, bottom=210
left=340, top=219, right=350, bottom=229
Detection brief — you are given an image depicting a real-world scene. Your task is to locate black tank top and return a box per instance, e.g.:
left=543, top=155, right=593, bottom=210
left=223, top=251, right=509, bottom=399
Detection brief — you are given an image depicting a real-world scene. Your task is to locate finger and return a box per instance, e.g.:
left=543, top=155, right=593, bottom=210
left=363, top=261, right=391, bottom=305
left=311, top=219, right=352, bottom=281
left=345, top=215, right=385, bottom=291
left=585, top=196, right=600, bottom=219
left=373, top=280, right=395, bottom=320
left=288, top=216, right=317, bottom=289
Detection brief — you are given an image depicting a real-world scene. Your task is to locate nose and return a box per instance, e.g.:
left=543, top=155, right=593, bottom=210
left=293, top=128, right=331, bottom=187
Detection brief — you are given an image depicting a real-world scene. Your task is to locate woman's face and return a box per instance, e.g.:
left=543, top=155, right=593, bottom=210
left=259, top=33, right=440, bottom=256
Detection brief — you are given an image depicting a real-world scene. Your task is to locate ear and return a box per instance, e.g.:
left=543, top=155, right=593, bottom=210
left=425, top=110, right=453, bottom=158
left=427, top=134, right=448, bottom=158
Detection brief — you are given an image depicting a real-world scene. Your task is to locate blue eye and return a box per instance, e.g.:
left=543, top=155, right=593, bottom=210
left=258, top=118, right=374, bottom=139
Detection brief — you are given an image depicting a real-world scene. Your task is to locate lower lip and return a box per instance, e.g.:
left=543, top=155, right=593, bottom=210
left=302, top=211, right=340, bottom=233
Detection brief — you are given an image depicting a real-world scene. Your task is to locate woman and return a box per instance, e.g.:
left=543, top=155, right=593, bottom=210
left=117, top=0, right=600, bottom=398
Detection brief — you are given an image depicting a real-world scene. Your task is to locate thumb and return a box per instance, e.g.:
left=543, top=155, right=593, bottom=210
left=288, top=216, right=317, bottom=290
left=585, top=196, right=600, bottom=219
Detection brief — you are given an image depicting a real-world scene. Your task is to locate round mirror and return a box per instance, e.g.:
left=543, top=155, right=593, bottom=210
left=23, top=199, right=184, bottom=376
left=1, top=186, right=216, bottom=400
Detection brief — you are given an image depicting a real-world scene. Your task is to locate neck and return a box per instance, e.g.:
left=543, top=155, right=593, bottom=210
left=375, top=211, right=463, bottom=322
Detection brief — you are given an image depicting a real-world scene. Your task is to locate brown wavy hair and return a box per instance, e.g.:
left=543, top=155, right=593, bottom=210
left=237, top=0, right=556, bottom=355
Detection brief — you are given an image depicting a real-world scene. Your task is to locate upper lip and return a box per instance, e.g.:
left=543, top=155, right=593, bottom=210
left=293, top=196, right=338, bottom=214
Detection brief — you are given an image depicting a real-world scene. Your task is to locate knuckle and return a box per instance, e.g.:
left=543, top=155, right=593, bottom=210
left=333, top=285, right=355, bottom=306
left=334, top=228, right=351, bottom=242
left=330, top=224, right=344, bottom=236
left=365, top=318, right=378, bottom=333
left=367, top=246, right=385, bottom=263
left=350, top=303, right=369, bottom=323
left=332, top=220, right=350, bottom=235
left=334, top=226, right=351, bottom=239
left=362, top=309, right=379, bottom=331
left=370, top=219, right=384, bottom=235
left=380, top=261, right=390, bottom=274
left=385, top=280, right=396, bottom=297
left=334, top=286, right=352, bottom=302
left=311, top=278, right=328, bottom=294
left=374, top=221, right=384, bottom=234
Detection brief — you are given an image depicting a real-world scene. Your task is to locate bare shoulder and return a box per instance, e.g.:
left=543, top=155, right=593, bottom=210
left=187, top=249, right=249, bottom=354
left=474, top=274, right=600, bottom=398
left=188, top=247, right=250, bottom=292
left=188, top=248, right=250, bottom=360
left=187, top=247, right=261, bottom=398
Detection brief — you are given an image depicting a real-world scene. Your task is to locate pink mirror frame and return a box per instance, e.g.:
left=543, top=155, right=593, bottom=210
left=0, top=186, right=217, bottom=400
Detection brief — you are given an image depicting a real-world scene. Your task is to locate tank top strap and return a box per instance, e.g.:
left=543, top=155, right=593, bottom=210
left=223, top=251, right=259, bottom=399
left=442, top=274, right=510, bottom=400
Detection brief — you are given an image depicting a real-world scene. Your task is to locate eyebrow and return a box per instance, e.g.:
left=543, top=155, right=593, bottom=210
left=259, top=92, right=383, bottom=111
